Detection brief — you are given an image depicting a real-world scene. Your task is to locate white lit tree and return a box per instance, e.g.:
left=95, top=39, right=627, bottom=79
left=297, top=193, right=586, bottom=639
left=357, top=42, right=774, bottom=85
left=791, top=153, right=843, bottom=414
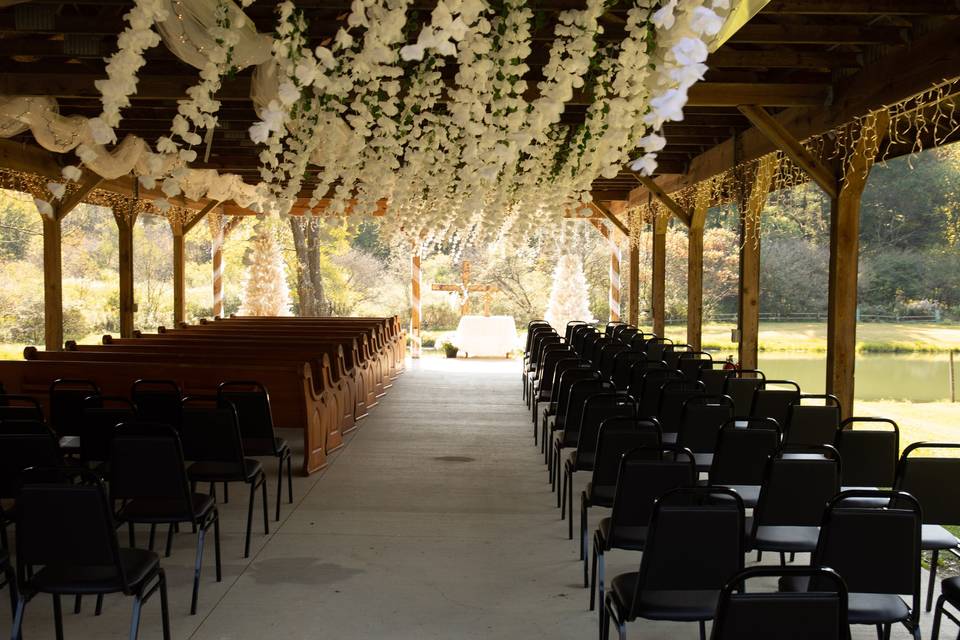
left=240, top=223, right=291, bottom=316
left=544, top=253, right=594, bottom=331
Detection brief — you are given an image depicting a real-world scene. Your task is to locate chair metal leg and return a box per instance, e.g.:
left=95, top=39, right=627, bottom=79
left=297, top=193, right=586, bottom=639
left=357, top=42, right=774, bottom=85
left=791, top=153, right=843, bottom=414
left=560, top=466, right=567, bottom=514
left=158, top=570, right=171, bottom=640
left=275, top=455, right=283, bottom=522
left=223, top=482, right=229, bottom=504
left=779, top=551, right=786, bottom=565
left=261, top=473, right=270, bottom=535
left=129, top=595, right=142, bottom=640
left=12, top=594, right=26, bottom=640
left=875, top=624, right=884, bottom=640
left=128, top=522, right=136, bottom=548
left=244, top=480, right=256, bottom=558
left=5, top=565, right=17, bottom=624
left=73, top=593, right=82, bottom=614
left=590, top=540, right=598, bottom=610
left=616, top=620, right=626, bottom=640
left=95, top=594, right=103, bottom=616
left=286, top=452, right=294, bottom=504
left=190, top=524, right=206, bottom=615
left=932, top=594, right=946, bottom=640
left=164, top=524, right=174, bottom=557
left=600, top=601, right=610, bottom=640
left=598, top=549, right=606, bottom=617
left=53, top=593, right=64, bottom=640
left=148, top=524, right=157, bottom=551
left=568, top=474, right=574, bottom=540
left=699, top=620, right=707, bottom=640
left=213, top=511, right=222, bottom=582
left=929, top=550, right=940, bottom=611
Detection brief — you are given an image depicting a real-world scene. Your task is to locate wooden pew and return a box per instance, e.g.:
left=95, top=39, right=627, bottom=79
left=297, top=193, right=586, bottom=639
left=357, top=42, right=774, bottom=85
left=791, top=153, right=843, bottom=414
left=0, top=357, right=335, bottom=474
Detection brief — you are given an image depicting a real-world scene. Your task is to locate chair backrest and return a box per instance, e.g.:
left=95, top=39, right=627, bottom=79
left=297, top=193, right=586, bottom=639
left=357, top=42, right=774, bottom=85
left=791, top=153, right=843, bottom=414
left=49, top=378, right=100, bottom=437
left=570, top=325, right=594, bottom=353
left=564, top=321, right=587, bottom=343
left=536, top=345, right=573, bottom=388
left=722, top=369, right=766, bottom=416
left=631, top=487, right=744, bottom=612
left=711, top=566, right=848, bottom=640
left=708, top=421, right=782, bottom=486
left=634, top=368, right=684, bottom=418
left=895, top=442, right=960, bottom=525
left=610, top=350, right=649, bottom=389
left=834, top=417, right=899, bottom=488
left=624, top=359, right=668, bottom=399
left=217, top=381, right=278, bottom=448
left=753, top=445, right=841, bottom=530
left=525, top=321, right=551, bottom=353
left=813, top=490, right=920, bottom=629
left=663, top=343, right=692, bottom=371
left=677, top=394, right=735, bottom=454
left=553, top=369, right=600, bottom=423
left=531, top=334, right=562, bottom=370
left=608, top=446, right=697, bottom=541
left=548, top=359, right=589, bottom=403
left=131, top=379, right=183, bottom=427
left=589, top=418, right=662, bottom=491
left=574, top=328, right=600, bottom=357
left=526, top=326, right=555, bottom=358
left=750, top=380, right=801, bottom=429
left=677, top=351, right=712, bottom=381
left=597, top=342, right=630, bottom=380
left=573, top=393, right=637, bottom=464
left=80, top=395, right=135, bottom=463
left=0, top=431, right=62, bottom=498
left=582, top=333, right=607, bottom=365
left=560, top=380, right=615, bottom=442
left=15, top=470, right=129, bottom=589
left=698, top=365, right=732, bottom=396
left=180, top=404, right=246, bottom=468
left=654, top=379, right=705, bottom=434
left=109, top=422, right=196, bottom=519
left=0, top=394, right=44, bottom=422
left=784, top=394, right=840, bottom=446
left=645, top=337, right=673, bottom=364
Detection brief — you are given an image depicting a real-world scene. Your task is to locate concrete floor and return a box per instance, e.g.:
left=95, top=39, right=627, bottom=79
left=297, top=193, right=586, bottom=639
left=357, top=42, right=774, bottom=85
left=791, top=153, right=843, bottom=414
left=1, top=357, right=950, bottom=638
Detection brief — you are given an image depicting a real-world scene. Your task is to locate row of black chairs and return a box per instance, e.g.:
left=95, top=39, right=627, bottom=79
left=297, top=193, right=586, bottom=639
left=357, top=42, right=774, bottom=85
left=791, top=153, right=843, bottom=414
left=522, top=319, right=960, bottom=640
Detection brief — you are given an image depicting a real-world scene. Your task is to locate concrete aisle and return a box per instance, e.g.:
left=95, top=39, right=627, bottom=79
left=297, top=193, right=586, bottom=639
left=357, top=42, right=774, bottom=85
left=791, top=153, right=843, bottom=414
left=2, top=358, right=944, bottom=639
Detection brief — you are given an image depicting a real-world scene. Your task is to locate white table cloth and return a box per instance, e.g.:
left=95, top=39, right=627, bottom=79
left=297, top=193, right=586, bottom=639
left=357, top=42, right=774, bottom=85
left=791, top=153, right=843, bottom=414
left=454, top=315, right=519, bottom=357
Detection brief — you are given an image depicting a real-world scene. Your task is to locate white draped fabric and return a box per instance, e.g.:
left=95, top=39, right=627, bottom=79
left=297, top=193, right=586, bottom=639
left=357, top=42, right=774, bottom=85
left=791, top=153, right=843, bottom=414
left=454, top=315, right=519, bottom=358
left=157, top=0, right=271, bottom=71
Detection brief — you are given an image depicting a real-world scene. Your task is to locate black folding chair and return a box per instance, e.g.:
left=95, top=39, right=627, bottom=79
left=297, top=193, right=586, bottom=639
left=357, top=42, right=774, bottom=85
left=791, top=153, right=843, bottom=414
left=609, top=351, right=649, bottom=390
left=530, top=345, right=574, bottom=423
left=835, top=417, right=899, bottom=492
left=590, top=446, right=696, bottom=612
left=13, top=469, right=171, bottom=640
left=748, top=445, right=841, bottom=563
left=541, top=368, right=599, bottom=457
left=79, top=395, right=135, bottom=468
left=784, top=394, right=840, bottom=447
left=781, top=490, right=921, bottom=639
left=0, top=430, right=63, bottom=550
left=181, top=401, right=269, bottom=558
left=933, top=576, right=960, bottom=640
left=602, top=486, right=745, bottom=640
left=750, top=380, right=801, bottom=431
left=675, top=394, right=734, bottom=471
left=132, top=379, right=183, bottom=427
left=49, top=378, right=100, bottom=445
left=561, top=393, right=637, bottom=527
left=110, top=423, right=222, bottom=614
left=711, top=566, right=848, bottom=640
left=654, top=379, right=705, bottom=443
left=578, top=418, right=661, bottom=583
left=218, top=381, right=293, bottom=522
left=550, top=379, right=614, bottom=493
left=698, top=364, right=733, bottom=396
left=632, top=368, right=684, bottom=421
left=678, top=351, right=712, bottom=381
left=707, top=419, right=781, bottom=508
left=721, top=369, right=766, bottom=416
left=894, top=442, right=960, bottom=611
left=535, top=357, right=587, bottom=444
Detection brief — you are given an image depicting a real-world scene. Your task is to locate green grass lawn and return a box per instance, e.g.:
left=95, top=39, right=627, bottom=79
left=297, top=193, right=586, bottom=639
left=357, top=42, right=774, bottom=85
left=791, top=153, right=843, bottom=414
left=664, top=321, right=960, bottom=353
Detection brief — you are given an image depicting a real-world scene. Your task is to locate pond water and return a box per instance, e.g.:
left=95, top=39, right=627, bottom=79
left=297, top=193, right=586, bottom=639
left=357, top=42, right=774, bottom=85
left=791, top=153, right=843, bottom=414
left=748, top=352, right=956, bottom=402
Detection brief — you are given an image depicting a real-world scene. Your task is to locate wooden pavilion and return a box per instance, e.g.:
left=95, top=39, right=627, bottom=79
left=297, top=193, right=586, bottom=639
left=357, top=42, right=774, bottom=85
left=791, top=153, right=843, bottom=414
left=0, top=0, right=956, bottom=420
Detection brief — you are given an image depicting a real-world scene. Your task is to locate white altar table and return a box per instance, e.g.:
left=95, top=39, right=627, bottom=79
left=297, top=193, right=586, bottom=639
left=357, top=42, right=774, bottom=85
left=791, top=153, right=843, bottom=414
left=454, top=315, right=519, bottom=357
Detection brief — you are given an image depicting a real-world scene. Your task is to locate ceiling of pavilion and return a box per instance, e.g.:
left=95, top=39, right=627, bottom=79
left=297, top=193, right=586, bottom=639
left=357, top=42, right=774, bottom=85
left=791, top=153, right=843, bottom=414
left=0, top=0, right=958, bottom=222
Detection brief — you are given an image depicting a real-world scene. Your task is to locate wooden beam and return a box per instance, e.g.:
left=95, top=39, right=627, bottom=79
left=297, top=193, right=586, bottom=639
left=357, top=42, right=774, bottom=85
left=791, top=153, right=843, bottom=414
left=634, top=174, right=692, bottom=227
left=55, top=172, right=102, bottom=220
left=765, top=0, right=960, bottom=14
left=737, top=155, right=777, bottom=370
left=41, top=215, right=63, bottom=351
left=826, top=110, right=890, bottom=419
left=708, top=49, right=862, bottom=70
left=183, top=200, right=219, bottom=234
left=686, top=192, right=709, bottom=350
left=114, top=209, right=137, bottom=338
left=626, top=21, right=960, bottom=205
left=729, top=23, right=906, bottom=46
left=592, top=202, right=630, bottom=237
left=738, top=104, right=838, bottom=199
left=651, top=215, right=668, bottom=337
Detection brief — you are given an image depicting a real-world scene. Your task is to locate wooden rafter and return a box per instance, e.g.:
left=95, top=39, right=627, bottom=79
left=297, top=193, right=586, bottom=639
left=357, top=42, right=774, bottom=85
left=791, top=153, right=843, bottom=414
left=737, top=104, right=838, bottom=199
left=183, top=200, right=220, bottom=234
left=591, top=202, right=629, bottom=237
left=633, top=175, right=692, bottom=227
left=55, top=171, right=102, bottom=220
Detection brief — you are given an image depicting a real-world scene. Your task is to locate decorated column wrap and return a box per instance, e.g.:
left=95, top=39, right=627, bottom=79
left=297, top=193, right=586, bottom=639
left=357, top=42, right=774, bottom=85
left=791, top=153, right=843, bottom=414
left=607, top=229, right=621, bottom=323
left=209, top=212, right=225, bottom=319
left=411, top=250, right=422, bottom=358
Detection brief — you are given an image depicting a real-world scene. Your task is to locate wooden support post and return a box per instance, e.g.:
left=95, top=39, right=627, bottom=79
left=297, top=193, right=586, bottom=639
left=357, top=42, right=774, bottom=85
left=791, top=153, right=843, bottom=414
left=41, top=216, right=63, bottom=351
left=411, top=250, right=422, bottom=358
left=826, top=110, right=889, bottom=418
left=626, top=211, right=640, bottom=327
left=737, top=155, right=777, bottom=370
left=651, top=215, right=668, bottom=337
left=171, top=220, right=185, bottom=326
left=42, top=173, right=102, bottom=350
left=114, top=209, right=137, bottom=338
left=687, top=193, right=709, bottom=350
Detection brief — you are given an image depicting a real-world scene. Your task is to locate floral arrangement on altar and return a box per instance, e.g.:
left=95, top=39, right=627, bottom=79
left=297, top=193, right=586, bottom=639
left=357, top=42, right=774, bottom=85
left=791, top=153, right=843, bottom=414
left=0, top=0, right=731, bottom=246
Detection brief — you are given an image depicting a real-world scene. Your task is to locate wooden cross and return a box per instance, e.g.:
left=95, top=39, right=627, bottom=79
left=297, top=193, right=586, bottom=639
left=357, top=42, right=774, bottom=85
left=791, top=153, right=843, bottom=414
left=431, top=261, right=499, bottom=316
